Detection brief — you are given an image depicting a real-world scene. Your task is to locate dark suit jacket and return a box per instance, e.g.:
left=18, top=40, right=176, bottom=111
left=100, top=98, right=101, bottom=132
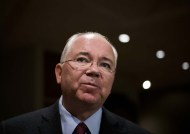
left=0, top=101, right=150, bottom=134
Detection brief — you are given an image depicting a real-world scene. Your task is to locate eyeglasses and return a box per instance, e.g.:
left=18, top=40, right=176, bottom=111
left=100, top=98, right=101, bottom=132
left=61, top=57, right=115, bottom=73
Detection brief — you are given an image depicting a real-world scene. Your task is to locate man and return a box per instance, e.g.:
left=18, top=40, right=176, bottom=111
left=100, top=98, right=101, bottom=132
left=0, top=32, right=150, bottom=134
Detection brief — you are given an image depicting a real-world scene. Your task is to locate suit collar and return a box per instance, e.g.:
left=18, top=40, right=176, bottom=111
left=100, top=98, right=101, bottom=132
left=37, top=102, right=128, bottom=134
left=38, top=101, right=62, bottom=134
left=99, top=107, right=128, bottom=134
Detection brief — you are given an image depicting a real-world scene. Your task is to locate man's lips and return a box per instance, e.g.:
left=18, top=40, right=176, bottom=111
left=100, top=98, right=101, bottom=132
left=81, top=82, right=100, bottom=89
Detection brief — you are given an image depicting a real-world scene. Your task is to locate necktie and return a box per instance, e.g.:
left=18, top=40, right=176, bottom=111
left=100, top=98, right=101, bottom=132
left=72, top=122, right=91, bottom=134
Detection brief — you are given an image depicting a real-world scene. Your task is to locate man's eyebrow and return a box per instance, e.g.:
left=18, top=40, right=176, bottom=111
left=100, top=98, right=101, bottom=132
left=76, top=52, right=114, bottom=64
left=102, top=57, right=114, bottom=65
left=76, top=52, right=90, bottom=56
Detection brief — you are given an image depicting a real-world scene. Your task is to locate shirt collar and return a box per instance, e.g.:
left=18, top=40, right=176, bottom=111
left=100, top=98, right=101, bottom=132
left=59, top=96, right=102, bottom=134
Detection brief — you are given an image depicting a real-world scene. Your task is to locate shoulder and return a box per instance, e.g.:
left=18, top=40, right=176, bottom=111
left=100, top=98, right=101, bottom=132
left=3, top=102, right=57, bottom=123
left=0, top=102, right=59, bottom=134
left=101, top=108, right=151, bottom=134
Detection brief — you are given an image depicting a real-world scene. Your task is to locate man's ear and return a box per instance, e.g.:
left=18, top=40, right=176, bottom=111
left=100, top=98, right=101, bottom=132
left=55, top=63, right=62, bottom=84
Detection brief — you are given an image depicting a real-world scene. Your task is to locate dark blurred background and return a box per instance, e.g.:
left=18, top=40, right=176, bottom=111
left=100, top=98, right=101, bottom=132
left=1, top=0, right=190, bottom=134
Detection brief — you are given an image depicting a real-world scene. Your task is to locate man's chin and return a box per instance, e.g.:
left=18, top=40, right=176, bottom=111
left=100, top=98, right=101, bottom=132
left=80, top=93, right=101, bottom=105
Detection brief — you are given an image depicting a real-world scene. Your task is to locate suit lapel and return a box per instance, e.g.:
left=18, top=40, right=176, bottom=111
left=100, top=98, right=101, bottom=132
left=38, top=101, right=62, bottom=134
left=99, top=108, right=128, bottom=134
left=99, top=108, right=118, bottom=134
left=37, top=102, right=128, bottom=134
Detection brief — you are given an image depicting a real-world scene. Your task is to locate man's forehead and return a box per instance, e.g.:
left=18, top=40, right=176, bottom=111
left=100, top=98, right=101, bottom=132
left=83, top=33, right=96, bottom=39
left=69, top=35, right=113, bottom=54
left=73, top=34, right=107, bottom=43
left=62, top=33, right=117, bottom=67
left=71, top=35, right=111, bottom=49
left=70, top=40, right=113, bottom=55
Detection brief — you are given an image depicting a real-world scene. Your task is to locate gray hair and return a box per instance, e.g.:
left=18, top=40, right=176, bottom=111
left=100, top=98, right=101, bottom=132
left=60, top=32, right=118, bottom=67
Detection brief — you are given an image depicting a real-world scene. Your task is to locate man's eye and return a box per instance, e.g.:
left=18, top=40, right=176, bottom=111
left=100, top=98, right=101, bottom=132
left=100, top=63, right=111, bottom=69
left=76, top=57, right=89, bottom=63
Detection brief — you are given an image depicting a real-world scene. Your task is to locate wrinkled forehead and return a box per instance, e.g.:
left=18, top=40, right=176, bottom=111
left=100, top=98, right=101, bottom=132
left=68, top=35, right=116, bottom=61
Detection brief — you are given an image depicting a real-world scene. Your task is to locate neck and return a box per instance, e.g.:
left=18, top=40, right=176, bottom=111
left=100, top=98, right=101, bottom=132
left=62, top=99, right=100, bottom=121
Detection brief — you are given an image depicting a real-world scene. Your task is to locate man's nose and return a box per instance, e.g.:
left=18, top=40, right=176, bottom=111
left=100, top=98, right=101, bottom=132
left=85, top=62, right=101, bottom=77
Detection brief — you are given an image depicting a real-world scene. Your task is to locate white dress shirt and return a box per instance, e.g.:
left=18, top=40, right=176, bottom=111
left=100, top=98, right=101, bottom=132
left=59, top=96, right=102, bottom=134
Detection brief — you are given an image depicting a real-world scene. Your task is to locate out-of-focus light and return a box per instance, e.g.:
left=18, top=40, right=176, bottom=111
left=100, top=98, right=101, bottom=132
left=182, top=62, right=189, bottom=70
left=118, top=34, right=130, bottom=43
left=156, top=50, right=165, bottom=59
left=142, top=80, right=151, bottom=89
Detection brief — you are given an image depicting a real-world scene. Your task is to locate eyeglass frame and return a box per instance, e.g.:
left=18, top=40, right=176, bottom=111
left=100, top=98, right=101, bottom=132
left=60, top=59, right=116, bottom=73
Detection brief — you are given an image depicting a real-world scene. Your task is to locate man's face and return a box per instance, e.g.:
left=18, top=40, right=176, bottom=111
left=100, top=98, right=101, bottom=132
left=55, top=35, right=116, bottom=110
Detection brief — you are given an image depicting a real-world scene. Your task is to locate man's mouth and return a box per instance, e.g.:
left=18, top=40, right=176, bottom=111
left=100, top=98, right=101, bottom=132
left=81, top=82, right=100, bottom=89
